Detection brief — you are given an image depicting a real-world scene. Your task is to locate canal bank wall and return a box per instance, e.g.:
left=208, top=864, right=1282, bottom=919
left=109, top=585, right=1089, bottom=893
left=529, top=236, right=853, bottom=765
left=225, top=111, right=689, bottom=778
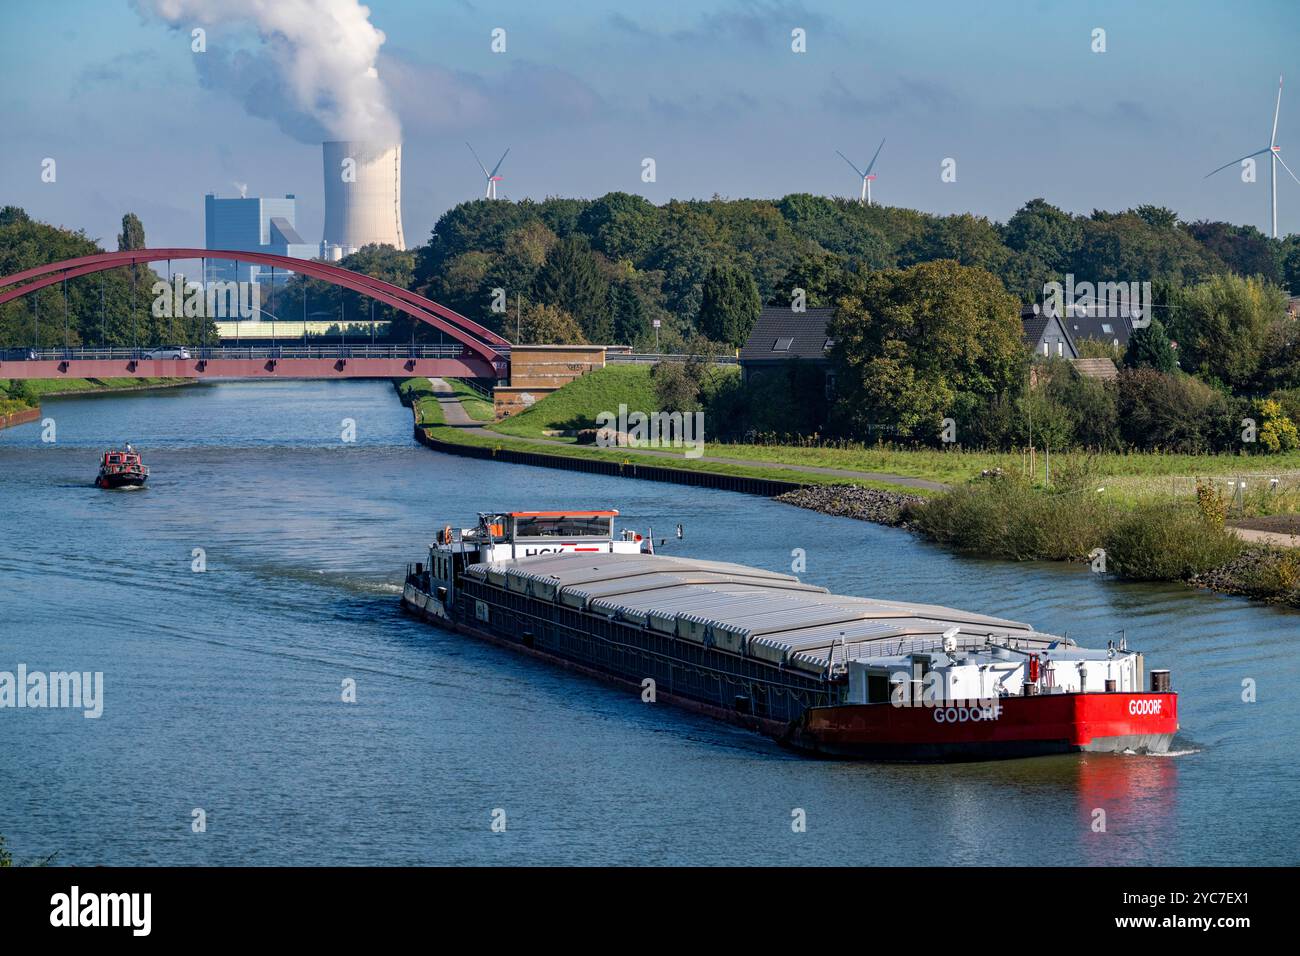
left=413, top=424, right=806, bottom=497
left=0, top=406, right=40, bottom=430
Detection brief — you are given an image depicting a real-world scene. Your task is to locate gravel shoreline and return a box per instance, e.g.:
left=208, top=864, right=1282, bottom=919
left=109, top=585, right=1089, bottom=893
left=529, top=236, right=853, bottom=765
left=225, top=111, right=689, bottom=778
left=775, top=484, right=926, bottom=529
left=1191, top=546, right=1300, bottom=607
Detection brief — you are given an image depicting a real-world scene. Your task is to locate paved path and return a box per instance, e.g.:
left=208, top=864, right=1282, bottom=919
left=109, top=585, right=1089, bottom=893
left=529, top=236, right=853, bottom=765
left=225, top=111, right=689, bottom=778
left=425, top=378, right=949, bottom=491
left=1229, top=527, right=1300, bottom=548
left=428, top=378, right=481, bottom=427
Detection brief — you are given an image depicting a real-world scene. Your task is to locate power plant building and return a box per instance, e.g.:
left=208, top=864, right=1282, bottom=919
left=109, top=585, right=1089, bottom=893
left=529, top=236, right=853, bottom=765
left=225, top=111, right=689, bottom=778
left=320, top=141, right=405, bottom=260
left=203, top=193, right=317, bottom=285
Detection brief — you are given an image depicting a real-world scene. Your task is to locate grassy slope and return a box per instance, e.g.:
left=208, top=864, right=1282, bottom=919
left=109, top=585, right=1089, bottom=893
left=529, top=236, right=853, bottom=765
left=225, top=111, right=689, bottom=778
left=0, top=377, right=190, bottom=400
left=491, top=365, right=658, bottom=440
left=396, top=377, right=445, bottom=426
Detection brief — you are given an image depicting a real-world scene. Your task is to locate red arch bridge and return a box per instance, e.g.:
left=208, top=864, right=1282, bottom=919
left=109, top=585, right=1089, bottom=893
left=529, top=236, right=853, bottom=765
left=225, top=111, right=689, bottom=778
left=0, top=249, right=511, bottom=380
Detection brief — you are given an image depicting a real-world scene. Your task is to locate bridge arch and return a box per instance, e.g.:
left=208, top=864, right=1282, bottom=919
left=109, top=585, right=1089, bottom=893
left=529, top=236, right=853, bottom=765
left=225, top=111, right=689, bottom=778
left=0, top=248, right=510, bottom=374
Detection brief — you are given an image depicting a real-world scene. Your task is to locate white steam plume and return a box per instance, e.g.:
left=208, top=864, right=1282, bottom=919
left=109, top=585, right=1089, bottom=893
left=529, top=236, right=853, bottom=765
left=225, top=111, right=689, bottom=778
left=136, top=0, right=400, bottom=144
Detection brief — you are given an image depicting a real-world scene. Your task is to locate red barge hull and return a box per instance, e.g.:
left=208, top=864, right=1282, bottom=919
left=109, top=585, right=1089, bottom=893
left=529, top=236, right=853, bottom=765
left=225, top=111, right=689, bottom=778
left=790, top=693, right=1178, bottom=761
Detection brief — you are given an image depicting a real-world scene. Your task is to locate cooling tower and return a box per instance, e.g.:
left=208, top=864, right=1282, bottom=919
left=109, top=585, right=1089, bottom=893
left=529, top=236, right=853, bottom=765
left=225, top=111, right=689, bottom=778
left=321, top=141, right=405, bottom=256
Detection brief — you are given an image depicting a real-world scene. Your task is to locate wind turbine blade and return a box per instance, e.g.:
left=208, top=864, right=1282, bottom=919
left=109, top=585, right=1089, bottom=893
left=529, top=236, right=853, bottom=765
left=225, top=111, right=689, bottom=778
left=466, top=142, right=490, bottom=177
left=836, top=150, right=866, bottom=178
left=864, top=137, right=886, bottom=175
left=1272, top=74, right=1283, bottom=148
left=1276, top=152, right=1300, bottom=186
left=490, top=148, right=511, bottom=178
left=1204, top=147, right=1271, bottom=178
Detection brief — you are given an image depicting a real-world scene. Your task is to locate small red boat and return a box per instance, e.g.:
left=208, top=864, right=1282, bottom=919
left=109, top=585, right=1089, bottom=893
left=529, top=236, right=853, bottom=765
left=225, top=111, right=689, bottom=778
left=95, top=447, right=149, bottom=489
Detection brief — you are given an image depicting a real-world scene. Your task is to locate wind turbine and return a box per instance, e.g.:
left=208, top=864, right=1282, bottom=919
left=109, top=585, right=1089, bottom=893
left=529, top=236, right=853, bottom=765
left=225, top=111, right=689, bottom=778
left=1205, top=74, right=1300, bottom=239
left=467, top=143, right=510, bottom=199
left=837, top=138, right=885, bottom=205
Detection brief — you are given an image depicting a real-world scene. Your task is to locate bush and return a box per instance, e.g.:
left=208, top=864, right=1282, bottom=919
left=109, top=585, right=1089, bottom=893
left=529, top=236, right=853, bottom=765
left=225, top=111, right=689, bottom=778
left=1103, top=504, right=1242, bottom=580
left=1249, top=398, right=1299, bottom=453
left=911, top=475, right=1112, bottom=562
left=1195, top=481, right=1227, bottom=529
left=1116, top=368, right=1236, bottom=453
left=4, top=379, right=37, bottom=405
left=1234, top=548, right=1300, bottom=605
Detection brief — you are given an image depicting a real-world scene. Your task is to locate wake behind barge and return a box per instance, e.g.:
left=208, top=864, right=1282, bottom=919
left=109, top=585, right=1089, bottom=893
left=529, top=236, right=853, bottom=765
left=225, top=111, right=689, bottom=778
left=401, top=510, right=1178, bottom=761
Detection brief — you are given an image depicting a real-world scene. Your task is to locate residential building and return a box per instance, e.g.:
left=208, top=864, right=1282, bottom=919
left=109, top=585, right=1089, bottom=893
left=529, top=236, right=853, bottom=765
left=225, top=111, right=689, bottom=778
left=738, top=305, right=836, bottom=393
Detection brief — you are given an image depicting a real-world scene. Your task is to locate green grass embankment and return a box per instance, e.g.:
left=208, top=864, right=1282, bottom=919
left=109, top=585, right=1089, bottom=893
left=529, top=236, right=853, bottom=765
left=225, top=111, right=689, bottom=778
left=491, top=365, right=659, bottom=441
left=0, top=376, right=192, bottom=402
left=396, top=377, right=445, bottom=426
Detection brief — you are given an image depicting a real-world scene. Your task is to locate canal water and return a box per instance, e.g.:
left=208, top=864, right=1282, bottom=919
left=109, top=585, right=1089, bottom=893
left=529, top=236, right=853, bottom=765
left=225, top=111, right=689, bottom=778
left=0, top=380, right=1295, bottom=865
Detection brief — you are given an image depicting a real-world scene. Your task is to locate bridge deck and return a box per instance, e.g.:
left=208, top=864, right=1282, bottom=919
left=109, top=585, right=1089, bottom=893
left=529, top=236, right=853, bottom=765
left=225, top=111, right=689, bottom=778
left=0, top=347, right=498, bottom=380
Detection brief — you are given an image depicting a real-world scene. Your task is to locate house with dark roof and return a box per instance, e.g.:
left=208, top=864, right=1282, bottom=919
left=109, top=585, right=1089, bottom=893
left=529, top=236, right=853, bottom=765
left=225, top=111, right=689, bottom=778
left=1020, top=306, right=1078, bottom=360
left=1061, top=310, right=1134, bottom=350
left=738, top=306, right=836, bottom=389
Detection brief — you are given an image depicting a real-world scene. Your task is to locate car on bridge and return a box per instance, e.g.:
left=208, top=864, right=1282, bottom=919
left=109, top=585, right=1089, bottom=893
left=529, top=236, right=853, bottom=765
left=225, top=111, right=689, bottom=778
left=2, top=347, right=38, bottom=360
left=144, top=346, right=192, bottom=360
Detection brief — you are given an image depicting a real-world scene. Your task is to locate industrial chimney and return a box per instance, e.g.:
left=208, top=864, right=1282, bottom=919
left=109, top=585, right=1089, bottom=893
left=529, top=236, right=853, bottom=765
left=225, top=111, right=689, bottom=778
left=321, top=141, right=405, bottom=260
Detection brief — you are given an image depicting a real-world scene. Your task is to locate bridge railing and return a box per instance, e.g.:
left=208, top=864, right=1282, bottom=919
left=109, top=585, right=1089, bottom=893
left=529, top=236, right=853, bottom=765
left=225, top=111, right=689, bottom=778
left=1, top=344, right=468, bottom=362
left=605, top=352, right=739, bottom=365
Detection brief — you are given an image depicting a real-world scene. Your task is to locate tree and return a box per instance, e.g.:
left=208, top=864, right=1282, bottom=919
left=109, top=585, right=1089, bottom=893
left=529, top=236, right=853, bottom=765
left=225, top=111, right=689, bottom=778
left=117, top=212, right=145, bottom=252
left=1168, top=273, right=1285, bottom=390
left=1124, top=317, right=1178, bottom=373
left=899, top=213, right=1006, bottom=273
left=1185, top=220, right=1280, bottom=283
left=533, top=235, right=612, bottom=342
left=517, top=302, right=585, bottom=345
left=1254, top=312, right=1300, bottom=392
left=577, top=192, right=660, bottom=262
left=1282, top=237, right=1300, bottom=294
left=776, top=193, right=892, bottom=267
left=0, top=207, right=192, bottom=349
left=1130, top=205, right=1181, bottom=231
left=1074, top=213, right=1218, bottom=288
left=1002, top=198, right=1081, bottom=274
left=609, top=281, right=647, bottom=345
left=651, top=336, right=725, bottom=413
left=415, top=199, right=539, bottom=298
left=826, top=260, right=1026, bottom=440
left=1116, top=368, right=1236, bottom=453
left=696, top=264, right=760, bottom=347
left=770, top=249, right=853, bottom=309
left=0, top=206, right=31, bottom=227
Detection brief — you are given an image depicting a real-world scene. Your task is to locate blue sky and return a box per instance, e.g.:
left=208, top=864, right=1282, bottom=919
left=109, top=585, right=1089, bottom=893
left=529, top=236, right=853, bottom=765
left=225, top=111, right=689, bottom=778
left=3, top=0, right=1300, bottom=249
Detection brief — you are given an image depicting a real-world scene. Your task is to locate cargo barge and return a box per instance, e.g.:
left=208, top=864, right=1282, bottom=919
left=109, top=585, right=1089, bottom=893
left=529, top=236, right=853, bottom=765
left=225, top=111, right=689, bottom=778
left=401, top=510, right=1179, bottom=761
